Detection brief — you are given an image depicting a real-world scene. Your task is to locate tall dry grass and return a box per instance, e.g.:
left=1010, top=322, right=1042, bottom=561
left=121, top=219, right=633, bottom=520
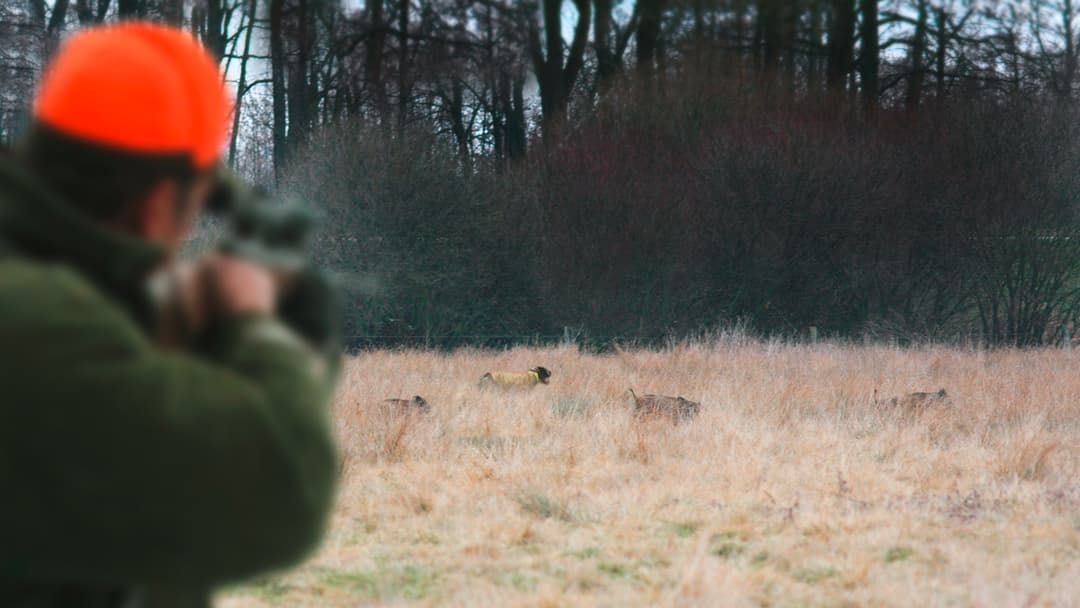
left=222, top=342, right=1080, bottom=607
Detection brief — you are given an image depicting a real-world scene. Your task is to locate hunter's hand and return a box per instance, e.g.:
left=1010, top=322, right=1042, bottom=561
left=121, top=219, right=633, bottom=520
left=201, top=253, right=277, bottom=318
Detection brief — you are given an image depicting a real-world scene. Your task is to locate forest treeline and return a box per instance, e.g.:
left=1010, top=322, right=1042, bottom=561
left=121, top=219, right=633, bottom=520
left=4, top=1, right=1080, bottom=346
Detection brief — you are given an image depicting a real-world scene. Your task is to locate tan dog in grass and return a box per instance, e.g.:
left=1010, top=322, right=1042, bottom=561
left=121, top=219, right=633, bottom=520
left=627, top=388, right=701, bottom=424
left=479, top=366, right=552, bottom=388
left=878, top=388, right=950, bottom=413
left=381, top=395, right=431, bottom=413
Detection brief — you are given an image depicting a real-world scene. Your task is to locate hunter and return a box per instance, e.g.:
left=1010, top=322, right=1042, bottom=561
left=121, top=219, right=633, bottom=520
left=0, top=22, right=339, bottom=607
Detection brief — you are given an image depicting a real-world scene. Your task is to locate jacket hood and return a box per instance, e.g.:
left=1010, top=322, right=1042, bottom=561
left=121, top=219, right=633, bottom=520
left=0, top=154, right=166, bottom=322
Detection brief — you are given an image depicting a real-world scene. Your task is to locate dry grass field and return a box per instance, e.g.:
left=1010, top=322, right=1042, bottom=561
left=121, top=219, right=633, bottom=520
left=220, top=341, right=1080, bottom=607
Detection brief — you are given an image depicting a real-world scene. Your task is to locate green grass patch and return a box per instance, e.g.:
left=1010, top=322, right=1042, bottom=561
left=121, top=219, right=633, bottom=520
left=751, top=551, right=770, bottom=566
left=885, top=546, right=914, bottom=563
left=413, top=532, right=440, bottom=545
left=594, top=557, right=665, bottom=581
left=598, top=562, right=632, bottom=580
left=319, top=569, right=378, bottom=596
left=398, top=565, right=436, bottom=600
left=636, top=556, right=671, bottom=569
left=315, top=564, right=435, bottom=601
left=665, top=520, right=702, bottom=538
left=238, top=576, right=291, bottom=602
left=712, top=542, right=746, bottom=558
left=461, top=435, right=512, bottom=455
left=517, top=492, right=576, bottom=522
left=793, top=566, right=838, bottom=585
left=569, top=546, right=602, bottom=560
left=573, top=576, right=602, bottom=591
left=496, top=571, right=539, bottom=592
left=708, top=531, right=747, bottom=559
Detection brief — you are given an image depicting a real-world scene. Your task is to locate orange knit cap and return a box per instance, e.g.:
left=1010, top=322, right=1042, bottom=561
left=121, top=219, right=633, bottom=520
left=33, top=22, right=232, bottom=169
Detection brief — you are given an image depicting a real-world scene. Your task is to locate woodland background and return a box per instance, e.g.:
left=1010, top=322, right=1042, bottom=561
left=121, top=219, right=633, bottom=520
left=5, top=0, right=1080, bottom=347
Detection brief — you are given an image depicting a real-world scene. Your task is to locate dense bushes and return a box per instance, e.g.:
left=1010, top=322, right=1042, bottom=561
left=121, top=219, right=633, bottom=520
left=282, top=128, right=545, bottom=346
left=283, top=80, right=1080, bottom=348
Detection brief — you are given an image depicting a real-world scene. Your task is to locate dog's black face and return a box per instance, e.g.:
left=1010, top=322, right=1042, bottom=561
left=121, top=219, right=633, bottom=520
left=532, top=366, right=552, bottom=383
left=413, top=396, right=431, bottom=411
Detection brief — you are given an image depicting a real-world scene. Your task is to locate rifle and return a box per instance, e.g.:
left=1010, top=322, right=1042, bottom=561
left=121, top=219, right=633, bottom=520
left=204, top=166, right=316, bottom=274
left=152, top=167, right=338, bottom=356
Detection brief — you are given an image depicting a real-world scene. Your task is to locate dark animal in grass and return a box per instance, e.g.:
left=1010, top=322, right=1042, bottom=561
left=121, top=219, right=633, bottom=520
left=381, top=395, right=431, bottom=413
left=479, top=367, right=552, bottom=388
left=878, top=388, right=950, bottom=413
left=627, top=389, right=701, bottom=423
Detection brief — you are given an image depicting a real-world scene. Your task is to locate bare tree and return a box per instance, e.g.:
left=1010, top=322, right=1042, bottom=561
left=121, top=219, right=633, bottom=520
left=827, top=0, right=856, bottom=92
left=227, top=0, right=258, bottom=167
left=269, top=0, right=287, bottom=180
left=529, top=0, right=591, bottom=126
left=904, top=0, right=929, bottom=110
left=636, top=0, right=666, bottom=75
left=859, top=0, right=879, bottom=108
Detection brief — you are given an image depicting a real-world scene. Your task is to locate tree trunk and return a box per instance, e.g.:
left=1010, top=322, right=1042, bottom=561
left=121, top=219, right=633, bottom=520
left=27, top=0, right=46, bottom=28
left=397, top=0, right=410, bottom=134
left=780, top=1, right=797, bottom=92
left=858, top=0, right=879, bottom=109
left=448, top=79, right=469, bottom=162
left=594, top=0, right=616, bottom=86
left=204, top=0, right=226, bottom=60
left=160, top=0, right=183, bottom=25
left=935, top=7, right=947, bottom=98
left=75, top=0, right=93, bottom=24
left=759, top=0, right=781, bottom=69
left=496, top=68, right=527, bottom=160
left=636, top=0, right=664, bottom=76
left=486, top=5, right=503, bottom=161
left=270, top=0, right=287, bottom=182
left=1006, top=31, right=1021, bottom=95
left=47, top=0, right=69, bottom=30
left=732, top=0, right=747, bottom=61
left=826, top=0, right=856, bottom=93
left=493, top=70, right=506, bottom=161
left=692, top=0, right=705, bottom=44
left=807, top=0, right=823, bottom=93
left=564, top=0, right=591, bottom=93
left=45, top=0, right=70, bottom=56
left=530, top=0, right=591, bottom=126
left=286, top=0, right=316, bottom=151
left=509, top=72, right=526, bottom=159
left=117, top=0, right=142, bottom=19
left=905, top=0, right=927, bottom=111
left=228, top=0, right=258, bottom=168
left=366, top=0, right=389, bottom=121
left=1061, top=0, right=1076, bottom=99
left=535, top=0, right=565, bottom=121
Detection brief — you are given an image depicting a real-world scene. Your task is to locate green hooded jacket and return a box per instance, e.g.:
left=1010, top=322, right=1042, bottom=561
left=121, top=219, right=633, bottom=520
left=0, top=156, right=339, bottom=607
